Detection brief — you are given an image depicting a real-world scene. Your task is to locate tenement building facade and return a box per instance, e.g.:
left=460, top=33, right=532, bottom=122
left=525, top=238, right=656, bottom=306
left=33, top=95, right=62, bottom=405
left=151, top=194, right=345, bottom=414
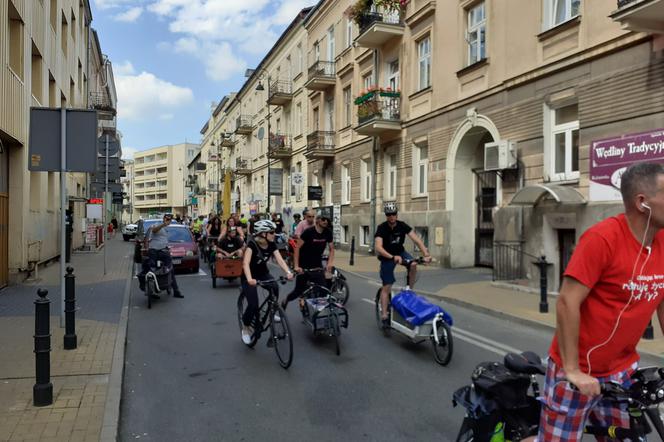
left=199, top=0, right=664, bottom=291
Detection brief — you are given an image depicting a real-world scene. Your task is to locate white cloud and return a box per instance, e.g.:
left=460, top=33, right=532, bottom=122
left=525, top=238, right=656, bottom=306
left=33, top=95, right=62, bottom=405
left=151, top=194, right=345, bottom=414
left=114, top=6, right=143, bottom=22
left=144, top=0, right=308, bottom=81
left=114, top=60, right=136, bottom=75
left=121, top=146, right=138, bottom=160
left=94, top=0, right=145, bottom=10
left=115, top=70, right=194, bottom=121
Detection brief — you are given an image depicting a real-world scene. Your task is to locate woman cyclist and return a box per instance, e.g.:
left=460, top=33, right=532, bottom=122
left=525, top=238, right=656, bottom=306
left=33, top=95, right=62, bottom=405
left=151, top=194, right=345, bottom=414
left=220, top=216, right=245, bottom=243
left=240, top=220, right=293, bottom=345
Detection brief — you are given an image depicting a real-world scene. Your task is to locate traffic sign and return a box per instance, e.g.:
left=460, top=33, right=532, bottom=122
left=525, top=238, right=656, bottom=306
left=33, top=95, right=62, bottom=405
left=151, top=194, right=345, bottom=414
left=97, top=135, right=120, bottom=157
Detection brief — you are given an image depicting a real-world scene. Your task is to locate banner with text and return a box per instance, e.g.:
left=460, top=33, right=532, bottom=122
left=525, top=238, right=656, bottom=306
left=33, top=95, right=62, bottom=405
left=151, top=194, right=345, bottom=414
left=590, top=128, right=664, bottom=201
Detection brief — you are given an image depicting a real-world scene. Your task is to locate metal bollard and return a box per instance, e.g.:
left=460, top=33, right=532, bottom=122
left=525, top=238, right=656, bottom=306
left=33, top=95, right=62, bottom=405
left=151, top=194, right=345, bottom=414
left=350, top=236, right=355, bottom=266
left=33, top=288, right=53, bottom=407
left=534, top=256, right=549, bottom=313
left=64, top=267, right=77, bottom=350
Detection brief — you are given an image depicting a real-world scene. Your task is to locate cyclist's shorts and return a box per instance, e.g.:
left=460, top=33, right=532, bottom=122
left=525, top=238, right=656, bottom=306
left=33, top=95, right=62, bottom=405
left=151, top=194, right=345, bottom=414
left=537, top=359, right=636, bottom=442
left=379, top=251, right=413, bottom=285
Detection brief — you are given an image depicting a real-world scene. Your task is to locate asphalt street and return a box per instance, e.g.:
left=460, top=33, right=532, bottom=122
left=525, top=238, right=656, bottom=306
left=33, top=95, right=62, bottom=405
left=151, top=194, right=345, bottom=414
left=119, top=259, right=660, bottom=442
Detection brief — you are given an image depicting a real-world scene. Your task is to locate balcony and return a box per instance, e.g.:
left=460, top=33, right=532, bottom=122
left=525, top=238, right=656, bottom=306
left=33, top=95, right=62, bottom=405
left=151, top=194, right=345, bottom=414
left=267, top=79, right=293, bottom=106
left=611, top=0, right=664, bottom=33
left=220, top=136, right=235, bottom=147
left=305, top=61, right=336, bottom=91
left=234, top=157, right=252, bottom=175
left=305, top=131, right=335, bottom=160
left=355, top=11, right=405, bottom=48
left=355, top=93, right=401, bottom=136
left=89, top=91, right=116, bottom=119
left=268, top=133, right=292, bottom=160
left=235, top=116, right=253, bottom=135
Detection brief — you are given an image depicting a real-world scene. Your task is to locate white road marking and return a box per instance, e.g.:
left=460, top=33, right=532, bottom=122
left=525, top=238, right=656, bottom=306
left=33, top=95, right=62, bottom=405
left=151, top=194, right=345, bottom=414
left=361, top=297, right=522, bottom=357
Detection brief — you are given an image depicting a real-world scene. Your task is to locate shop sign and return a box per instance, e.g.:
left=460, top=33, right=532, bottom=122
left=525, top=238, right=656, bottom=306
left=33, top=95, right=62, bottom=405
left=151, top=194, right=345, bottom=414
left=590, top=129, right=664, bottom=201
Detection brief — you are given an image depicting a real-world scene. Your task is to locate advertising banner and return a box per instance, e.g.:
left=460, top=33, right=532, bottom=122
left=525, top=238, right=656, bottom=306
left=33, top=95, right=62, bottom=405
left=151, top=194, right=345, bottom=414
left=590, top=129, right=664, bottom=201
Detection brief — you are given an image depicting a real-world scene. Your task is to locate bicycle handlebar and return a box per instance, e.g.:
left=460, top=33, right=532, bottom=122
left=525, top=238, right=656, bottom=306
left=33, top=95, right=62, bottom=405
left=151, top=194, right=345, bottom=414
left=256, top=276, right=289, bottom=286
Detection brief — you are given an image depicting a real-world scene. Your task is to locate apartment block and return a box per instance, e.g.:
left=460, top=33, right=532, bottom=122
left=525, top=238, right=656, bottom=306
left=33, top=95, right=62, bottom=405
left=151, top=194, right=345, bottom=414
left=0, top=0, right=118, bottom=286
left=198, top=0, right=664, bottom=291
left=132, top=143, right=199, bottom=219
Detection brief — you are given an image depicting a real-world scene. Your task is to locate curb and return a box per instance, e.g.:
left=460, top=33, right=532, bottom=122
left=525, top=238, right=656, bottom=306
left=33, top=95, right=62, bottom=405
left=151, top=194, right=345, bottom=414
left=100, top=256, right=133, bottom=441
left=337, top=266, right=664, bottom=359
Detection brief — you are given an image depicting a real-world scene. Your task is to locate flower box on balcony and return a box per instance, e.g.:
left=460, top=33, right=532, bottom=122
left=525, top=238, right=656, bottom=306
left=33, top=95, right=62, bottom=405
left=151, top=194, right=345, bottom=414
left=354, top=88, right=401, bottom=105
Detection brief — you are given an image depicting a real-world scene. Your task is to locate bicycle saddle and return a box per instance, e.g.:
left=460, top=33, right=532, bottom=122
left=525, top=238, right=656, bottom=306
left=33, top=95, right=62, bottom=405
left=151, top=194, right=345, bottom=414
left=504, top=351, right=545, bottom=375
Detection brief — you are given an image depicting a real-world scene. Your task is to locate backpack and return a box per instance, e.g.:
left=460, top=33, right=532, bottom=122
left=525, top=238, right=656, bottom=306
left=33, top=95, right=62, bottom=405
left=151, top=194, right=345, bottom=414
left=471, top=362, right=531, bottom=409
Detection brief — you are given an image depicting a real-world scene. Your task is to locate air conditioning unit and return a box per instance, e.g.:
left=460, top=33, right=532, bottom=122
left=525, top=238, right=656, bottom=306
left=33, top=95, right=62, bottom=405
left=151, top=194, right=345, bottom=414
left=484, top=140, right=517, bottom=171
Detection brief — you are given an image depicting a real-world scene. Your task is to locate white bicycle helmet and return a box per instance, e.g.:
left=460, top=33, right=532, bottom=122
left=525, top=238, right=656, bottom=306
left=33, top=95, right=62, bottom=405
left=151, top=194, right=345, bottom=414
left=254, top=219, right=277, bottom=233
left=383, top=201, right=398, bottom=214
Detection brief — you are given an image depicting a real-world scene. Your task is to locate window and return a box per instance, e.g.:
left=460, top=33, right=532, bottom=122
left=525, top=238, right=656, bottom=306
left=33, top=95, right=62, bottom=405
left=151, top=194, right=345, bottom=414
left=387, top=60, right=399, bottom=91
left=327, top=26, right=335, bottom=60
left=296, top=43, right=303, bottom=74
left=341, top=164, right=351, bottom=205
left=49, top=72, right=56, bottom=106
left=467, top=3, right=486, bottom=65
left=314, top=42, right=320, bottom=61
left=50, top=0, right=57, bottom=30
left=286, top=55, right=292, bottom=80
left=31, top=43, right=44, bottom=102
left=545, top=0, right=581, bottom=29
left=342, top=225, right=349, bottom=243
left=295, top=102, right=302, bottom=135
left=313, top=107, right=320, bottom=131
left=363, top=72, right=373, bottom=91
left=343, top=86, right=352, bottom=127
left=325, top=168, right=333, bottom=206
left=384, top=153, right=397, bottom=201
left=418, top=37, right=431, bottom=90
left=545, top=103, right=579, bottom=181
left=325, top=97, right=334, bottom=131
left=8, top=1, right=24, bottom=80
left=61, top=12, right=68, bottom=55
left=413, top=142, right=428, bottom=196
left=361, top=225, right=371, bottom=246
left=296, top=161, right=303, bottom=201
left=361, top=158, right=371, bottom=203
left=346, top=18, right=353, bottom=49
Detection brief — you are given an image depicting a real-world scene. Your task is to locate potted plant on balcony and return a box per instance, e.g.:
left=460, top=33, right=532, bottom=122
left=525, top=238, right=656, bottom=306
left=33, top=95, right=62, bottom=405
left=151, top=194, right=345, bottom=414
left=346, top=0, right=410, bottom=26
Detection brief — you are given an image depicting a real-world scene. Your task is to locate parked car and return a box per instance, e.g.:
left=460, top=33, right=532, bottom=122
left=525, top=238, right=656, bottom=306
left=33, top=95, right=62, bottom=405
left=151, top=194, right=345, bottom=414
left=133, top=220, right=197, bottom=273
left=122, top=222, right=138, bottom=241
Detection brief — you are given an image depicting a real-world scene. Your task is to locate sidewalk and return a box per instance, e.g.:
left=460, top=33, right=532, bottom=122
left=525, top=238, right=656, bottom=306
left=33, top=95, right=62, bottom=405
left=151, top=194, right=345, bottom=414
left=0, top=237, right=133, bottom=442
left=333, top=249, right=664, bottom=358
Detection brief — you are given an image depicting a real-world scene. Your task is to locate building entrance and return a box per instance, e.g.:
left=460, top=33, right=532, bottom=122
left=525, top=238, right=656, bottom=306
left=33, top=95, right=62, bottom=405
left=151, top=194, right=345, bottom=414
left=474, top=169, right=497, bottom=267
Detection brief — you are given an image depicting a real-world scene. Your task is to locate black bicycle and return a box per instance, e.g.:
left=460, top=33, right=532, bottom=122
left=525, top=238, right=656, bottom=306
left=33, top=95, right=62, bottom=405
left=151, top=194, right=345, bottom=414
left=321, top=255, right=350, bottom=305
left=298, top=269, right=349, bottom=356
left=236, top=277, right=293, bottom=369
left=453, top=351, right=664, bottom=441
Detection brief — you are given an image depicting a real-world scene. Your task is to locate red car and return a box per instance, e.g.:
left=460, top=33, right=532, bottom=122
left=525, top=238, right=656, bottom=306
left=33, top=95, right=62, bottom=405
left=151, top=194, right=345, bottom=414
left=137, top=223, right=199, bottom=273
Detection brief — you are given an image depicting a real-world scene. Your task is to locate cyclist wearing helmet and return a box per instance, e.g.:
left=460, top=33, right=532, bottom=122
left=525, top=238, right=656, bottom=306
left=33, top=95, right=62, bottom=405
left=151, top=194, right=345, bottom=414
left=281, top=212, right=335, bottom=311
left=375, top=202, right=431, bottom=328
left=240, top=219, right=293, bottom=344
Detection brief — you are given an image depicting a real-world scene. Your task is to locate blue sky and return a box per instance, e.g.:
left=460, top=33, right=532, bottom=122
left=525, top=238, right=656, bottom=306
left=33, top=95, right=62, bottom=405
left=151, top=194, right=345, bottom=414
left=89, top=0, right=313, bottom=159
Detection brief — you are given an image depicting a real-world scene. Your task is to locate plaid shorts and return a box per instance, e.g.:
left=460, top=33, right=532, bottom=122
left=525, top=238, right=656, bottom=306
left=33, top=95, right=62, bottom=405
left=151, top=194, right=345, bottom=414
left=537, top=359, right=637, bottom=441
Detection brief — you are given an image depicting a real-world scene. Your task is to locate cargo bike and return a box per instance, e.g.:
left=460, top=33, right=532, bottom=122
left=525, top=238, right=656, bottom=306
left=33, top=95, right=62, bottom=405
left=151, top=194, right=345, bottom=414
left=375, top=257, right=454, bottom=366
left=298, top=269, right=348, bottom=356
left=211, top=255, right=243, bottom=288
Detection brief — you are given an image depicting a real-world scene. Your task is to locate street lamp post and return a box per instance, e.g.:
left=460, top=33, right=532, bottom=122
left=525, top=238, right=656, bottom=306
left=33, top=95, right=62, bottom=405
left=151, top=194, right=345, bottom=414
left=255, top=73, right=271, bottom=216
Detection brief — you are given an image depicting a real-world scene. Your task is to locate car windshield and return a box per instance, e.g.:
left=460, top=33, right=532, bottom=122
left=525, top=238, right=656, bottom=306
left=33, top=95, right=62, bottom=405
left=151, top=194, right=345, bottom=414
left=167, top=228, right=192, bottom=243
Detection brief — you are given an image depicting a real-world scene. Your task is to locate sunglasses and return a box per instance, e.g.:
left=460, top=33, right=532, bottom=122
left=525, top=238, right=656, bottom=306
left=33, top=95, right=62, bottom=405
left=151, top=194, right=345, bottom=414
left=266, top=231, right=276, bottom=234
left=385, top=212, right=398, bottom=216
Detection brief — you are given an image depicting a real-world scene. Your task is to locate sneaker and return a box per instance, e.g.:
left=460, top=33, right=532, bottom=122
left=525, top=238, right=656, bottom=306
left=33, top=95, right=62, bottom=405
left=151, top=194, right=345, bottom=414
left=382, top=318, right=390, bottom=330
left=241, top=327, right=254, bottom=345
left=273, top=311, right=282, bottom=323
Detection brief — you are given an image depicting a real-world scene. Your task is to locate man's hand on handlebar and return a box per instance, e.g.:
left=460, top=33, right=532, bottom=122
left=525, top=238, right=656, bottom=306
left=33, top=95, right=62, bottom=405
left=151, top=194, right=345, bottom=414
left=247, top=278, right=257, bottom=287
left=286, top=271, right=294, bottom=281
left=566, top=369, right=601, bottom=397
left=393, top=255, right=402, bottom=264
left=294, top=266, right=303, bottom=274
left=423, top=255, right=432, bottom=264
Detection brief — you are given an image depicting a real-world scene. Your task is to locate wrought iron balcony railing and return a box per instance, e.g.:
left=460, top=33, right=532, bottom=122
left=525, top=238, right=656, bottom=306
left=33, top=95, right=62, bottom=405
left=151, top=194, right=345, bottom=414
left=308, top=61, right=336, bottom=79
left=358, top=10, right=403, bottom=35
left=306, top=131, right=335, bottom=153
left=269, top=133, right=292, bottom=151
left=357, top=94, right=401, bottom=125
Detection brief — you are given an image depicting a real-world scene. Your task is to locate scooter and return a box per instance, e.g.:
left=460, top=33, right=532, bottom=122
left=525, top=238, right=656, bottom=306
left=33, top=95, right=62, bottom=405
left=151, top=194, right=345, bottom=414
left=139, top=256, right=174, bottom=309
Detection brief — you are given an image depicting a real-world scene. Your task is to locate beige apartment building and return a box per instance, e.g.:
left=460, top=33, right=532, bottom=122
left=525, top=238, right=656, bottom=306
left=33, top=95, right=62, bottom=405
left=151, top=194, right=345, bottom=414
left=0, top=0, right=117, bottom=286
left=198, top=0, right=663, bottom=291
left=121, top=159, right=134, bottom=223
left=132, top=143, right=199, bottom=219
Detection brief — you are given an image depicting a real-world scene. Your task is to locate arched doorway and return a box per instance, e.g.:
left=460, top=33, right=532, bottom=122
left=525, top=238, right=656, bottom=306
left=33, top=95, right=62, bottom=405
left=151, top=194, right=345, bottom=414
left=446, top=114, right=501, bottom=268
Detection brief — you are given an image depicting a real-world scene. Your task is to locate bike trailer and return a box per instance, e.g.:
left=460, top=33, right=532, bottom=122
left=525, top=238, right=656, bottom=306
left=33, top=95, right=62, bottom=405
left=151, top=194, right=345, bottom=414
left=305, top=298, right=348, bottom=334
left=471, top=361, right=531, bottom=409
left=391, top=290, right=453, bottom=327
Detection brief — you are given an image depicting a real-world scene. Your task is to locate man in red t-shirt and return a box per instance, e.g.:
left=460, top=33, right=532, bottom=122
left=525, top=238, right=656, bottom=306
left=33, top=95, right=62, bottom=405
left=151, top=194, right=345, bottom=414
left=535, top=162, right=664, bottom=441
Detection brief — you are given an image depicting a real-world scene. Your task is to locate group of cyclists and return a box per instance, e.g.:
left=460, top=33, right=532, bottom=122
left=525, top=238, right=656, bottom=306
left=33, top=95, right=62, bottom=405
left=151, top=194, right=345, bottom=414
left=136, top=161, right=664, bottom=441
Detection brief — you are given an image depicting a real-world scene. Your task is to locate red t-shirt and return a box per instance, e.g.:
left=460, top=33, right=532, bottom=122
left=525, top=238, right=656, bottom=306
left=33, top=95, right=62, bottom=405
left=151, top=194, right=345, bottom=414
left=549, top=214, right=664, bottom=377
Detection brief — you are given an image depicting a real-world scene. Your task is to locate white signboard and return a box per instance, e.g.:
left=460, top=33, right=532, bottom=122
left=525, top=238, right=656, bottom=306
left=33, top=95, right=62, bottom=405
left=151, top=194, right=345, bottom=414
left=333, top=204, right=341, bottom=243
left=86, top=204, right=103, bottom=220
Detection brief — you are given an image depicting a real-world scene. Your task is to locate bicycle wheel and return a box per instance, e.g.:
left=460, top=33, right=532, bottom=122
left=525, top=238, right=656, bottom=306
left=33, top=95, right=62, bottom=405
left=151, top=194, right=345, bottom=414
left=431, top=320, right=453, bottom=366
left=237, top=292, right=258, bottom=348
left=455, top=417, right=475, bottom=442
left=270, top=305, right=293, bottom=369
left=374, top=289, right=391, bottom=330
left=332, top=279, right=350, bottom=305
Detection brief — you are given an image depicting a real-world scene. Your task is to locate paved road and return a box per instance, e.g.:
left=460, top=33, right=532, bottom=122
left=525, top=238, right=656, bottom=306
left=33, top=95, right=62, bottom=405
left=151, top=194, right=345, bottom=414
left=119, top=262, right=659, bottom=441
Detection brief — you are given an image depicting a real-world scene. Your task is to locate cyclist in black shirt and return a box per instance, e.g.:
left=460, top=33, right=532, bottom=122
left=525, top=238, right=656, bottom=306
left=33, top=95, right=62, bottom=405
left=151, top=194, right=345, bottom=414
left=375, top=202, right=431, bottom=328
left=281, top=212, right=335, bottom=311
left=240, top=220, right=293, bottom=345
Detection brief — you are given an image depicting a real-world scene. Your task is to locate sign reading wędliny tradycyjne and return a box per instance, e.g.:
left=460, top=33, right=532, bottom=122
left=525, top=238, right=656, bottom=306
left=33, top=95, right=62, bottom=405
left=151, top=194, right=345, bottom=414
left=590, top=128, right=664, bottom=201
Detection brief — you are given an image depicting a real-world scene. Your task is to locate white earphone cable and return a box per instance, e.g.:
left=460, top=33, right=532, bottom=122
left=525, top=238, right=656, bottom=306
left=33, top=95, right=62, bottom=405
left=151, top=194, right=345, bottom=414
left=585, top=210, right=652, bottom=375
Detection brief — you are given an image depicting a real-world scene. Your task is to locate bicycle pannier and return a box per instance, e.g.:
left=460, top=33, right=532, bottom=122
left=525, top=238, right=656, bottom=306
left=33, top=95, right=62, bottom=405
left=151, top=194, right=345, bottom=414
left=471, top=362, right=531, bottom=409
